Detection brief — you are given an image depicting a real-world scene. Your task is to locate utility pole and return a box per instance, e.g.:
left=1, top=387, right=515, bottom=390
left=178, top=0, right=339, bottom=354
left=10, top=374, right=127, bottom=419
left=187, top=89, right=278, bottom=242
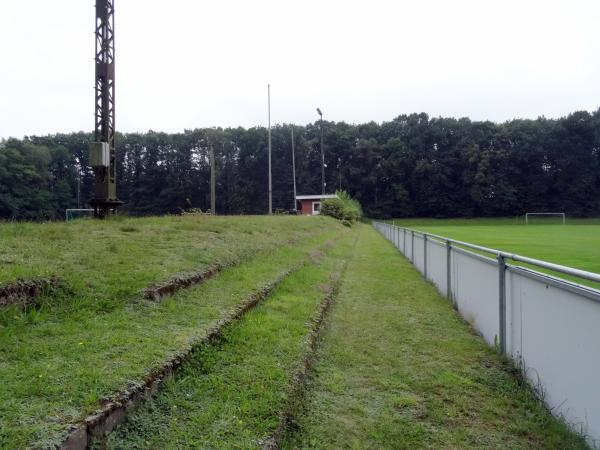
left=209, top=141, right=216, bottom=215
left=291, top=127, right=297, bottom=210
left=268, top=84, right=272, bottom=214
left=338, top=156, right=342, bottom=191
left=77, top=169, right=81, bottom=209
left=75, top=158, right=81, bottom=209
left=317, top=108, right=325, bottom=194
left=89, top=0, right=122, bottom=217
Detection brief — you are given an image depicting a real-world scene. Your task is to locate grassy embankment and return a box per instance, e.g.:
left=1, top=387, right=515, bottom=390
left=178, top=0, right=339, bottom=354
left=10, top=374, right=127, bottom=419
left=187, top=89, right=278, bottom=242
left=1, top=218, right=589, bottom=448
left=284, top=225, right=588, bottom=449
left=103, top=230, right=355, bottom=449
left=0, top=215, right=346, bottom=449
left=95, top=224, right=586, bottom=448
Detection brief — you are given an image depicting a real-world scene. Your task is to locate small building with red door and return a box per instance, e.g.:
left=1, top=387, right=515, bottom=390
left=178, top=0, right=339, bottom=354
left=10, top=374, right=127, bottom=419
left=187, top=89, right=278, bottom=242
left=296, top=194, right=338, bottom=216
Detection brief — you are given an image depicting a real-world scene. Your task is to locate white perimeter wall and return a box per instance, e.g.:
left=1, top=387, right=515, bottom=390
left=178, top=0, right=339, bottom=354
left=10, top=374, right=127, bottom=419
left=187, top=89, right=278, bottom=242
left=374, top=222, right=600, bottom=448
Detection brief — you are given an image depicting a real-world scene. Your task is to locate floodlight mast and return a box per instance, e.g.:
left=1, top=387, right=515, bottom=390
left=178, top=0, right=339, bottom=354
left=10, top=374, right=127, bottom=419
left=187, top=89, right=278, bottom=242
left=89, top=0, right=122, bottom=218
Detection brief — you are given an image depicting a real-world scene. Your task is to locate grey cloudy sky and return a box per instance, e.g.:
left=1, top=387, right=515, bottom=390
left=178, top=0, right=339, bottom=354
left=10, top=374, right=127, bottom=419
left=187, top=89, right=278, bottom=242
left=1, top=0, right=599, bottom=139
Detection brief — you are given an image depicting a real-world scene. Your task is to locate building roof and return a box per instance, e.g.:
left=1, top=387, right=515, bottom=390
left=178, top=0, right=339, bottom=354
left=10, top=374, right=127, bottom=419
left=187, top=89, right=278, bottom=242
left=296, top=194, right=338, bottom=200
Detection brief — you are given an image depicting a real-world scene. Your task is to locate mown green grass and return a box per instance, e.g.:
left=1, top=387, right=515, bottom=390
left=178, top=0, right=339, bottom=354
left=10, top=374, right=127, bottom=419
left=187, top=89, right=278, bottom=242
left=285, top=225, right=588, bottom=449
left=0, top=215, right=345, bottom=449
left=102, top=230, right=354, bottom=449
left=389, top=218, right=600, bottom=274
left=388, top=218, right=600, bottom=290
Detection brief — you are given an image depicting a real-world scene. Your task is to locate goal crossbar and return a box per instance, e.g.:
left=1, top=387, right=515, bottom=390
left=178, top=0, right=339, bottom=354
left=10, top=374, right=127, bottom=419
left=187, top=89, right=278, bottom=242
left=525, top=212, right=566, bottom=224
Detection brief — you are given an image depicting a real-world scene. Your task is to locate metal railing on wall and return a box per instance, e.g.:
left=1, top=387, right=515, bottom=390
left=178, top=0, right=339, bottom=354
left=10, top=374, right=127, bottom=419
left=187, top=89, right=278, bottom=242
left=373, top=220, right=600, bottom=448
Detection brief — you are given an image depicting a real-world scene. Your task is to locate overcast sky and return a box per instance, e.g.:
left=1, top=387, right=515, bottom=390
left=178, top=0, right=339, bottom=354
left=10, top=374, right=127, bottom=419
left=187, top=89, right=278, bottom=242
left=1, top=0, right=599, bottom=139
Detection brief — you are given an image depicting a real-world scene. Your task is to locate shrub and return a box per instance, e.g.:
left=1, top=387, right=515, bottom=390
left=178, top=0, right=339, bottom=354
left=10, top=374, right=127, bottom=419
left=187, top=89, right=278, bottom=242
left=321, top=198, right=345, bottom=220
left=321, top=191, right=363, bottom=224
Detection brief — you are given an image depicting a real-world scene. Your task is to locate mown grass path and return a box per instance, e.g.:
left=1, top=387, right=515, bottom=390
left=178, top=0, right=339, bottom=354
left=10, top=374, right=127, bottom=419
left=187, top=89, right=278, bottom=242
left=0, top=219, right=346, bottom=449
left=101, top=231, right=354, bottom=449
left=284, top=225, right=588, bottom=449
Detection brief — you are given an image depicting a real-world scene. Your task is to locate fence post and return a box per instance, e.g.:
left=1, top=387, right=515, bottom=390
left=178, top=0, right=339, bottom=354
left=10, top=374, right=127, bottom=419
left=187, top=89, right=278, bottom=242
left=423, top=234, right=428, bottom=279
left=446, top=240, right=452, bottom=302
left=498, top=254, right=506, bottom=354
left=411, top=231, right=414, bottom=263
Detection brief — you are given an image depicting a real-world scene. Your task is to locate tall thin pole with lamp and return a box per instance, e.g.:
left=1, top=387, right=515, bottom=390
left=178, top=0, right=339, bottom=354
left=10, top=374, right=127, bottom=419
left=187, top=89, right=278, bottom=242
left=317, top=108, right=325, bottom=194
left=268, top=85, right=272, bottom=214
left=209, top=141, right=216, bottom=215
left=338, top=156, right=342, bottom=191
left=291, top=127, right=297, bottom=210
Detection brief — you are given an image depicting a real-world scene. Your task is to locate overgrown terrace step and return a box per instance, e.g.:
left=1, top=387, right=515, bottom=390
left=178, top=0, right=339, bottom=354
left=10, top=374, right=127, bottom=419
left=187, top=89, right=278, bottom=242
left=96, top=234, right=353, bottom=449
left=0, top=227, right=348, bottom=450
left=263, top=256, right=353, bottom=450
left=61, top=265, right=300, bottom=450
left=58, top=237, right=344, bottom=450
left=142, top=261, right=234, bottom=302
left=0, top=237, right=300, bottom=313
left=0, top=216, right=330, bottom=319
left=142, top=235, right=334, bottom=303
left=0, top=277, right=67, bottom=309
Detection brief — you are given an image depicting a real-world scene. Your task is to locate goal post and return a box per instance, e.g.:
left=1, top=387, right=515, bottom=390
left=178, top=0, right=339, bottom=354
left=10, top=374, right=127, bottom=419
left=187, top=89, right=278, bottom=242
left=525, top=212, right=566, bottom=225
left=66, top=209, right=94, bottom=221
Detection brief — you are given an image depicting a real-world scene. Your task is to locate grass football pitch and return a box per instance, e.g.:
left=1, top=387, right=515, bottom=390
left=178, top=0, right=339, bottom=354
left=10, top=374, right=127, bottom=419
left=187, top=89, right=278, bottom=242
left=389, top=218, right=600, bottom=287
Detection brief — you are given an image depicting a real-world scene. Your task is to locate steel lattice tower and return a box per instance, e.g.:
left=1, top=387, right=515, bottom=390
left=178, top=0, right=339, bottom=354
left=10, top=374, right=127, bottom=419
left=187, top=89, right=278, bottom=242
left=89, top=0, right=122, bottom=217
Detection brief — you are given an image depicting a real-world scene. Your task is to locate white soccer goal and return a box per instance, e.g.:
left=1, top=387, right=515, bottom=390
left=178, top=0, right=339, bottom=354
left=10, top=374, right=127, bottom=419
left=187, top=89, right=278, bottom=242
left=65, top=209, right=94, bottom=221
left=525, top=212, right=566, bottom=225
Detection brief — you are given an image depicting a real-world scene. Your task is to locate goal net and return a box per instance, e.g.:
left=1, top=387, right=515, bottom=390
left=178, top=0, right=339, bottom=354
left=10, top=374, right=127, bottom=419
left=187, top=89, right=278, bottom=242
left=525, top=212, right=566, bottom=225
left=66, top=209, right=94, bottom=221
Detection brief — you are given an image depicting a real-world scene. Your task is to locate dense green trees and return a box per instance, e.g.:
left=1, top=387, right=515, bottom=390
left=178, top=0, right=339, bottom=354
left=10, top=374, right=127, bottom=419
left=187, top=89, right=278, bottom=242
left=1, top=109, right=599, bottom=220
left=0, top=140, right=78, bottom=219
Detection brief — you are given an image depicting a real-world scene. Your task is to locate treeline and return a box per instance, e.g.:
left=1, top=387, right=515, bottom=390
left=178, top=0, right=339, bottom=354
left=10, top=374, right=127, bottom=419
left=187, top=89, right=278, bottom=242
left=1, top=110, right=599, bottom=220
